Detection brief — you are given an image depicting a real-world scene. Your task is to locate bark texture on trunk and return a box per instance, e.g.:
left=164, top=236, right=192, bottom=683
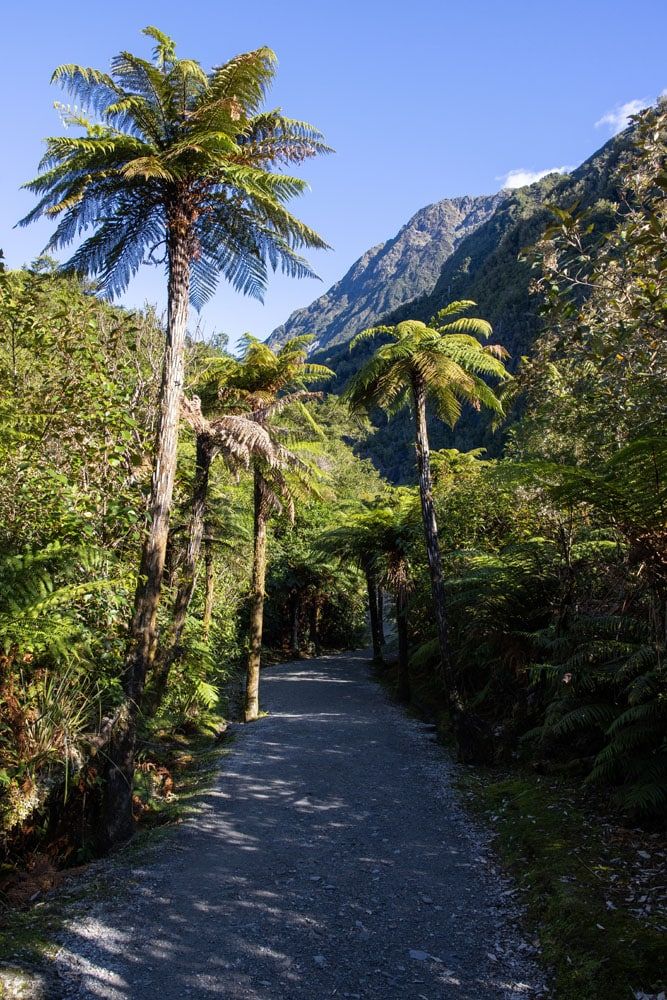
left=412, top=375, right=492, bottom=763
left=310, top=597, right=323, bottom=655
left=365, top=567, right=383, bottom=662
left=291, top=595, right=301, bottom=656
left=365, top=569, right=382, bottom=663
left=202, top=532, right=215, bottom=640
left=147, top=434, right=216, bottom=714
left=378, top=589, right=386, bottom=646
left=396, top=584, right=410, bottom=703
left=244, top=471, right=269, bottom=722
left=412, top=378, right=455, bottom=688
left=104, top=227, right=190, bottom=848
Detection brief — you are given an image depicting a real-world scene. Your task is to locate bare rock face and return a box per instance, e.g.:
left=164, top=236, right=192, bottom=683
left=268, top=192, right=508, bottom=352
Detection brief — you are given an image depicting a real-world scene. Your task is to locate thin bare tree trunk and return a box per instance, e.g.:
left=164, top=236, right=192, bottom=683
left=202, top=531, right=215, bottom=640
left=310, top=597, right=323, bottom=655
left=396, top=583, right=410, bottom=703
left=104, top=228, right=190, bottom=847
left=244, top=471, right=268, bottom=722
left=146, top=433, right=215, bottom=714
left=365, top=567, right=383, bottom=663
left=412, top=376, right=490, bottom=762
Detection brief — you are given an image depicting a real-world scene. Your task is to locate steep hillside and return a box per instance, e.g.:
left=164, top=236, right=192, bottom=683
left=311, top=132, right=628, bottom=482
left=268, top=193, right=507, bottom=351
left=385, top=131, right=628, bottom=360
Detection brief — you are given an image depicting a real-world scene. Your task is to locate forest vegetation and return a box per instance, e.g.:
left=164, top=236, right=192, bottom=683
left=0, top=25, right=665, bottom=1000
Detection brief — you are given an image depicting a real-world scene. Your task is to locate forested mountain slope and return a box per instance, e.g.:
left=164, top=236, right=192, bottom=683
left=309, top=131, right=630, bottom=481
left=268, top=193, right=506, bottom=351
left=385, top=130, right=630, bottom=357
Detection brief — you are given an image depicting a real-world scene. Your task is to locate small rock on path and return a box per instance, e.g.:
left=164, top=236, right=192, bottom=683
left=55, top=651, right=546, bottom=998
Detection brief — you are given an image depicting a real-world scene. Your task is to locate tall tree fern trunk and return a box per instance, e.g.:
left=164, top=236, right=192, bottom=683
left=244, top=471, right=268, bottom=722
left=412, top=378, right=462, bottom=711
left=310, top=596, right=323, bottom=655
left=202, top=531, right=215, bottom=640
left=378, top=589, right=386, bottom=646
left=412, top=376, right=491, bottom=762
left=146, top=433, right=215, bottom=715
left=291, top=595, right=301, bottom=656
left=365, top=567, right=383, bottom=662
left=396, top=582, right=410, bottom=703
left=104, top=226, right=190, bottom=847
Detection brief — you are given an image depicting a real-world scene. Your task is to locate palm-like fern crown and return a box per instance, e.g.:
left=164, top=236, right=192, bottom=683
left=193, top=333, right=333, bottom=414
left=234, top=335, right=333, bottom=518
left=318, top=491, right=416, bottom=579
left=20, top=26, right=331, bottom=308
left=344, top=301, right=510, bottom=427
left=234, top=333, right=334, bottom=401
left=188, top=334, right=333, bottom=520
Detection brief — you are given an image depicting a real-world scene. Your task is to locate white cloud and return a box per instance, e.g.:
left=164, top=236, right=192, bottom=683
left=499, top=166, right=571, bottom=190
left=595, top=99, right=647, bottom=134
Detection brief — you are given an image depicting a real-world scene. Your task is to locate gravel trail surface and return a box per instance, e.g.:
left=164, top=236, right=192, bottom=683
left=55, top=652, right=546, bottom=999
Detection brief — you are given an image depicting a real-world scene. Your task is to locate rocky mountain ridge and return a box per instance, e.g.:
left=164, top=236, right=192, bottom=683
left=268, top=192, right=507, bottom=351
left=297, top=132, right=627, bottom=482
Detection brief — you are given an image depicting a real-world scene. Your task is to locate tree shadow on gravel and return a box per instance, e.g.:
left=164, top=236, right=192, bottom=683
left=53, top=654, right=543, bottom=999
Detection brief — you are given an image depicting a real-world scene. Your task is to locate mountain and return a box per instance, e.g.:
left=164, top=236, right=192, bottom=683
left=307, top=134, right=629, bottom=483
left=268, top=193, right=507, bottom=351
left=383, top=132, right=628, bottom=361
left=270, top=132, right=628, bottom=482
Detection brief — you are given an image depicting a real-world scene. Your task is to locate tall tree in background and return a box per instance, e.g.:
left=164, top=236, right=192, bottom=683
left=230, top=336, right=333, bottom=722
left=20, top=26, right=329, bottom=844
left=318, top=494, right=415, bottom=697
left=374, top=499, right=414, bottom=703
left=146, top=388, right=281, bottom=713
left=243, top=423, right=323, bottom=722
left=317, top=505, right=389, bottom=664
left=344, top=305, right=508, bottom=755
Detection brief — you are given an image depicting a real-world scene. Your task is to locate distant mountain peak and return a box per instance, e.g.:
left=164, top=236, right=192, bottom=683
left=268, top=191, right=508, bottom=352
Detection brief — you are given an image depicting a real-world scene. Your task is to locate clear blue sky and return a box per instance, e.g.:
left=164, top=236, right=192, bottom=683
left=2, top=0, right=665, bottom=348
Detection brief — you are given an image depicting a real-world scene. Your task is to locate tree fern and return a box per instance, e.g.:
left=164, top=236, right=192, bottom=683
left=21, top=26, right=332, bottom=844
left=344, top=305, right=509, bottom=757
left=0, top=544, right=127, bottom=841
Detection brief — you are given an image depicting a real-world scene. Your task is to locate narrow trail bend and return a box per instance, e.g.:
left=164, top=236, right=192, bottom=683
left=56, top=652, right=546, bottom=999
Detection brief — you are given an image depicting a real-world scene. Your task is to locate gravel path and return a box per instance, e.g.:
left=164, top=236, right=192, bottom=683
left=55, top=651, right=547, bottom=999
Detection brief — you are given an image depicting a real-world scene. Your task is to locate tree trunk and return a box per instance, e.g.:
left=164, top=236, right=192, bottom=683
left=310, top=597, right=323, bottom=655
left=412, top=376, right=491, bottom=763
left=244, top=471, right=268, bottom=723
left=412, top=378, right=461, bottom=709
left=146, top=434, right=215, bottom=714
left=396, top=583, right=410, bottom=703
left=412, top=378, right=456, bottom=688
left=365, top=567, right=383, bottom=663
left=378, top=589, right=386, bottom=646
left=202, top=531, right=215, bottom=640
left=104, top=227, right=190, bottom=848
left=291, top=595, right=301, bottom=656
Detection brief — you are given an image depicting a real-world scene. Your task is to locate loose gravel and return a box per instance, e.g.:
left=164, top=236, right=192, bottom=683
left=54, top=651, right=548, bottom=999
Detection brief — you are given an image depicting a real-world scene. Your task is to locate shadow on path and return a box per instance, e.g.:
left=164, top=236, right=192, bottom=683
left=55, top=651, right=544, bottom=999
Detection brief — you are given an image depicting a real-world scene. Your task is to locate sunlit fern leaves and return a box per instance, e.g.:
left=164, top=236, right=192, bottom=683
left=20, top=27, right=331, bottom=310
left=0, top=542, right=120, bottom=661
left=0, top=543, right=128, bottom=836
